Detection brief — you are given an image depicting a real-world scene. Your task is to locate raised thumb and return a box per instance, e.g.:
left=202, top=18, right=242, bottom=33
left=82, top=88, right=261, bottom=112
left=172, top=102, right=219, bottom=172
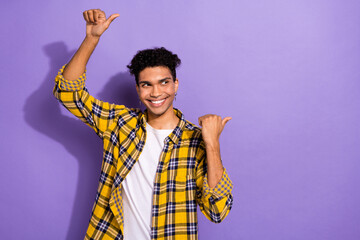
left=222, top=117, right=232, bottom=126
left=106, top=13, right=120, bottom=25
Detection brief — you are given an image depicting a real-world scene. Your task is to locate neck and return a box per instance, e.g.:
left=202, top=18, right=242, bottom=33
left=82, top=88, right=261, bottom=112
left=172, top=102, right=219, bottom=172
left=146, top=107, right=179, bottom=130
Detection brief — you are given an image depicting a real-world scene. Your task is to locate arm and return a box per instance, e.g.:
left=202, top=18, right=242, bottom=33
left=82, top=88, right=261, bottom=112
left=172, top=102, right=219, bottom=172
left=198, top=114, right=232, bottom=187
left=53, top=9, right=123, bottom=138
left=196, top=114, right=233, bottom=223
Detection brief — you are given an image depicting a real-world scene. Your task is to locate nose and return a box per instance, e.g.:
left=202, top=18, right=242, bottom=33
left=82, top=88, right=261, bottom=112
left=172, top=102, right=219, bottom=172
left=150, top=85, right=161, bottom=97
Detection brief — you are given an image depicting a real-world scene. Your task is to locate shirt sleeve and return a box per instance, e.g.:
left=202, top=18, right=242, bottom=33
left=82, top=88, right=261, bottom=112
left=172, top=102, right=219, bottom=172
left=53, top=65, right=125, bottom=138
left=195, top=146, right=234, bottom=223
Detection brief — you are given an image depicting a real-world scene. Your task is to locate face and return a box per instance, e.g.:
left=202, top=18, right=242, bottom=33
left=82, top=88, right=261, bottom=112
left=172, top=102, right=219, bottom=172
left=136, top=66, right=179, bottom=119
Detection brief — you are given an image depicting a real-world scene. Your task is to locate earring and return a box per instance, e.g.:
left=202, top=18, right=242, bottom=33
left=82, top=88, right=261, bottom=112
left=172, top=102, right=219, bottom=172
left=139, top=100, right=142, bottom=106
left=175, top=93, right=177, bottom=101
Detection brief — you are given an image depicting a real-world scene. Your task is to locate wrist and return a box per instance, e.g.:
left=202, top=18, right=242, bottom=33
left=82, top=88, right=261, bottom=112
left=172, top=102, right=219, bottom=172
left=204, top=140, right=220, bottom=152
left=84, top=35, right=100, bottom=43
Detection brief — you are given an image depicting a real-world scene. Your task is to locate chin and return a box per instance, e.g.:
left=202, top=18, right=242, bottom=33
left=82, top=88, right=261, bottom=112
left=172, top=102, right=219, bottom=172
left=148, top=108, right=167, bottom=116
left=146, top=104, right=172, bottom=117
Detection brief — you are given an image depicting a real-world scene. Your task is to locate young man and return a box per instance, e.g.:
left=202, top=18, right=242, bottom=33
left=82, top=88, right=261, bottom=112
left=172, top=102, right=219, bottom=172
left=53, top=9, right=233, bottom=240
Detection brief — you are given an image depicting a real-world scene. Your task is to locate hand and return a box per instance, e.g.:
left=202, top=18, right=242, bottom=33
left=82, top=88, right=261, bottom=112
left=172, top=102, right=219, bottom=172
left=198, top=114, right=232, bottom=147
left=83, top=9, right=119, bottom=38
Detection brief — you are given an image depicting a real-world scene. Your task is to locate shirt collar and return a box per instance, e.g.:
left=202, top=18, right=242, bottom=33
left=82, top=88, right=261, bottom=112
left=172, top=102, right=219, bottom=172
left=139, top=108, right=186, bottom=144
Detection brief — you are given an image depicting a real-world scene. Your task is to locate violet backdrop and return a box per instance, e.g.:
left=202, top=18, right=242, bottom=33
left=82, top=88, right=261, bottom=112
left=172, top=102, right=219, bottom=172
left=1, top=0, right=360, bottom=239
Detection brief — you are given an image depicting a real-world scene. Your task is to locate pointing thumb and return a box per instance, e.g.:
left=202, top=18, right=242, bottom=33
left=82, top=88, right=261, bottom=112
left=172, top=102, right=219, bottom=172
left=106, top=13, right=120, bottom=25
left=222, top=117, right=232, bottom=126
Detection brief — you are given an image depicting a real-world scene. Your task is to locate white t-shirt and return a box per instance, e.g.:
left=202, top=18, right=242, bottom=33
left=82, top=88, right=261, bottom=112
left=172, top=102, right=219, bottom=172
left=122, top=122, right=173, bottom=239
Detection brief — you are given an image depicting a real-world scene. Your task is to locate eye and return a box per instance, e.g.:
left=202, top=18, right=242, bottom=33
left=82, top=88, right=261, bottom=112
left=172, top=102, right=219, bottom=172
left=141, top=83, right=150, bottom=87
left=161, top=81, right=168, bottom=85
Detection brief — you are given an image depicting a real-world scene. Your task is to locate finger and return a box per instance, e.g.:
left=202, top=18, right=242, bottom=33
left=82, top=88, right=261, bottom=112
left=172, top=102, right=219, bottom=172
left=221, top=117, right=232, bottom=126
left=106, top=13, right=120, bottom=25
left=93, top=10, right=99, bottom=22
left=98, top=9, right=106, bottom=20
left=88, top=10, right=95, bottom=23
left=86, top=11, right=93, bottom=23
left=83, top=11, right=90, bottom=22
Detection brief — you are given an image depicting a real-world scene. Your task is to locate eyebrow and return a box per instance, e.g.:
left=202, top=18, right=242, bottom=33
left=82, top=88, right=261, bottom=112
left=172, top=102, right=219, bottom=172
left=138, top=77, right=172, bottom=85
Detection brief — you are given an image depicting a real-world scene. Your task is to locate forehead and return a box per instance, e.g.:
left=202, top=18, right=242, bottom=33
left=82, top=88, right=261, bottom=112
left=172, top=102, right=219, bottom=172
left=138, top=66, right=172, bottom=82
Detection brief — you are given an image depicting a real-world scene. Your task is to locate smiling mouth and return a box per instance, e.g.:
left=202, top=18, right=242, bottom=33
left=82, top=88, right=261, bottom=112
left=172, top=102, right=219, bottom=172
left=147, top=97, right=168, bottom=107
left=149, top=99, right=166, bottom=104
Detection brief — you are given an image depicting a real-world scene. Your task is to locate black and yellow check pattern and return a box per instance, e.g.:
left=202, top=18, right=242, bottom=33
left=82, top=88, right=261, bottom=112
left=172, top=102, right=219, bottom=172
left=53, top=65, right=233, bottom=240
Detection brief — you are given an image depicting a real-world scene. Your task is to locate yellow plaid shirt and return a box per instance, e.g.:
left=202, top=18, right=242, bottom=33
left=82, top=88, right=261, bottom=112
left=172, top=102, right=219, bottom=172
left=53, top=66, right=233, bottom=240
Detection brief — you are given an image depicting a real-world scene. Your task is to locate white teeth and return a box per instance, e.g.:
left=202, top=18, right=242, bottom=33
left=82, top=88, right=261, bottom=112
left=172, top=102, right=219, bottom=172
left=151, top=99, right=165, bottom=104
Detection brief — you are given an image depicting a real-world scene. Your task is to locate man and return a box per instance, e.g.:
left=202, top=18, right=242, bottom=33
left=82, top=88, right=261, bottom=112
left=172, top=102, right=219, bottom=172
left=53, top=9, right=233, bottom=240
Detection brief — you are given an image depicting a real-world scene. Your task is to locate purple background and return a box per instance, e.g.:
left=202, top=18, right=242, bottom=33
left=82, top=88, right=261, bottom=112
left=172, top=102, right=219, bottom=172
left=1, top=0, right=360, bottom=239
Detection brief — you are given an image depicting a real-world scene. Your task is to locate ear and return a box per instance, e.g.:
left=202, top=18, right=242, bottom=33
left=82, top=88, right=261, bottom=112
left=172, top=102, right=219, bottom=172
left=136, top=84, right=140, bottom=96
left=174, top=78, right=179, bottom=93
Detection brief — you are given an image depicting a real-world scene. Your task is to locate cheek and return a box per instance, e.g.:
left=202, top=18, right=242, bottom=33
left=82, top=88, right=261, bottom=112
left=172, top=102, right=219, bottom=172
left=166, top=90, right=175, bottom=96
left=138, top=89, right=149, bottom=98
left=166, top=85, right=176, bottom=94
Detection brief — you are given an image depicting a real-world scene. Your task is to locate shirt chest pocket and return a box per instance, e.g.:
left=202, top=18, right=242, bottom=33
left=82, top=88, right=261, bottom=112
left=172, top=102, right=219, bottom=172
left=169, top=174, right=196, bottom=203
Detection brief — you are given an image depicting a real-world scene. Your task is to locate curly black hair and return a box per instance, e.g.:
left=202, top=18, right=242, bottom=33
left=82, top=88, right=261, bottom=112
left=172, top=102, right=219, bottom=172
left=127, top=47, right=181, bottom=85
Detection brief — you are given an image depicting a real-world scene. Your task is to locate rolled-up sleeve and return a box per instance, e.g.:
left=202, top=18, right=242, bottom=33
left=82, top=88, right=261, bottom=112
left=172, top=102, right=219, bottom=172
left=203, top=168, right=233, bottom=200
left=55, top=65, right=86, bottom=91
